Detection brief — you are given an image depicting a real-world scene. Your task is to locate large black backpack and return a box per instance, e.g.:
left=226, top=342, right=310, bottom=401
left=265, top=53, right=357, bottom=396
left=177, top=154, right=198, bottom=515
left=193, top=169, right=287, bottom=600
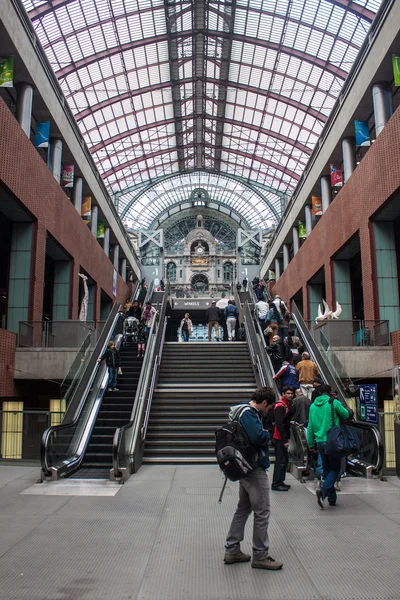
left=215, top=406, right=257, bottom=483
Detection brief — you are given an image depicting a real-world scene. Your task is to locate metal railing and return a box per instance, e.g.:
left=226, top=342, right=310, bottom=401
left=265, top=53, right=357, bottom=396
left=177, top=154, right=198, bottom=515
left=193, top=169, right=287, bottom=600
left=310, top=319, right=390, bottom=347
left=18, top=320, right=98, bottom=348
left=112, top=287, right=169, bottom=479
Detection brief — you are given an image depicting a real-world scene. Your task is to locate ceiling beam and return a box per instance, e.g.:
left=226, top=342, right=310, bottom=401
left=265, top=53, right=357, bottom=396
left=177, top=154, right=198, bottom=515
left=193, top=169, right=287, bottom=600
left=28, top=0, right=74, bottom=19
left=193, top=0, right=206, bottom=169
left=325, top=0, right=375, bottom=22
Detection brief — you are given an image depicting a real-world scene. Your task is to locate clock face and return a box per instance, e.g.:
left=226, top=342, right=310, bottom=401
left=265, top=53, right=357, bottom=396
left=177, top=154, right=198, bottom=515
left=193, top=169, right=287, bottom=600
left=196, top=246, right=205, bottom=255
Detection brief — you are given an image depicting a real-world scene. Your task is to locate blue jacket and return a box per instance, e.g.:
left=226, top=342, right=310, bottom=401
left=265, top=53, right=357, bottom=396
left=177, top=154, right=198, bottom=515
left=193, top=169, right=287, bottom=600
left=274, top=363, right=299, bottom=388
left=225, top=304, right=239, bottom=318
left=229, top=403, right=270, bottom=469
left=265, top=307, right=283, bottom=324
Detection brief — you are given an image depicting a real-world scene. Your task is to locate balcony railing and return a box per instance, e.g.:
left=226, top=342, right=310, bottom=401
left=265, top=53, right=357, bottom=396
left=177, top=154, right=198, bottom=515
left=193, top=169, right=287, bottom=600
left=301, top=320, right=390, bottom=347
left=18, top=320, right=103, bottom=348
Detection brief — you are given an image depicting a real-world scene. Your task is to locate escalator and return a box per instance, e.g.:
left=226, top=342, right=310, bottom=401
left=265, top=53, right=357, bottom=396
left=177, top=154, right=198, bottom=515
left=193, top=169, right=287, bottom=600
left=40, top=281, right=158, bottom=481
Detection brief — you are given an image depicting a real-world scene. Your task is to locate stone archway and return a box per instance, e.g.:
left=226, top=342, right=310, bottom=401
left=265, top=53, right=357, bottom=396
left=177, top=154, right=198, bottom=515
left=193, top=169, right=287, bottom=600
left=191, top=273, right=209, bottom=293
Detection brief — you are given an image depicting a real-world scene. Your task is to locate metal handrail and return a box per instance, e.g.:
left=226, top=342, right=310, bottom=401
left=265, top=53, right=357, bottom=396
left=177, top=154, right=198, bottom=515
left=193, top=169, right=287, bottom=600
left=141, top=317, right=168, bottom=441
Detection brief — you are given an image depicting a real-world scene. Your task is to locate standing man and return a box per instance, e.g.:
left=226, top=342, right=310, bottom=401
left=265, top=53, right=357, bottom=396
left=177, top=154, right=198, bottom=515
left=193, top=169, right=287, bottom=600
left=255, top=296, right=269, bottom=332
left=271, top=386, right=295, bottom=491
left=224, top=300, right=239, bottom=341
left=296, top=352, right=319, bottom=399
left=268, top=335, right=289, bottom=373
left=291, top=388, right=311, bottom=425
left=273, top=357, right=299, bottom=391
left=224, top=387, right=283, bottom=571
left=205, top=300, right=221, bottom=342
left=310, top=376, right=323, bottom=402
left=242, top=277, right=248, bottom=292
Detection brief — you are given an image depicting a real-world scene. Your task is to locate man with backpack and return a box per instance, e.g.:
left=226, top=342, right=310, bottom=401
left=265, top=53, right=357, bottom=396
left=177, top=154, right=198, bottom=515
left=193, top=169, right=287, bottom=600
left=224, top=387, right=283, bottom=571
left=271, top=386, right=295, bottom=491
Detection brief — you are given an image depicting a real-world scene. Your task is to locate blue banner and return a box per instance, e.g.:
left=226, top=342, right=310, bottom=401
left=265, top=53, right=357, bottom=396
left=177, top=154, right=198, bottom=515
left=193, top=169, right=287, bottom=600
left=354, top=120, right=370, bottom=147
left=34, top=121, right=50, bottom=148
left=359, top=384, right=378, bottom=424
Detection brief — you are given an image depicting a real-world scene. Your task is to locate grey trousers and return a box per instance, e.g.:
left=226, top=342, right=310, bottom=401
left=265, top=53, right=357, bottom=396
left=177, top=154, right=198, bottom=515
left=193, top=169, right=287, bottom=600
left=225, top=467, right=271, bottom=560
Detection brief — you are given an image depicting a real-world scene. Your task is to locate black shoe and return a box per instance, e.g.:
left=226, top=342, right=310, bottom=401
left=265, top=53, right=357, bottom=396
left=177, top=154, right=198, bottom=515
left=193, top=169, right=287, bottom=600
left=271, top=485, right=289, bottom=492
left=328, top=500, right=336, bottom=506
left=281, top=483, right=291, bottom=489
left=316, top=489, right=325, bottom=509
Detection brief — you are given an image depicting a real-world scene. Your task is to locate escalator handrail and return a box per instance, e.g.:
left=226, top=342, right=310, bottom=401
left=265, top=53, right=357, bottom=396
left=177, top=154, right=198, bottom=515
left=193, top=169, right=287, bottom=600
left=112, top=286, right=169, bottom=476
left=41, top=304, right=124, bottom=476
left=144, top=280, right=154, bottom=304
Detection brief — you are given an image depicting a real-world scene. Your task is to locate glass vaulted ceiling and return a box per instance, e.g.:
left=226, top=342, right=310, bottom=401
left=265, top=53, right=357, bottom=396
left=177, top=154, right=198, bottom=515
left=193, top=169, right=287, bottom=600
left=23, top=0, right=382, bottom=228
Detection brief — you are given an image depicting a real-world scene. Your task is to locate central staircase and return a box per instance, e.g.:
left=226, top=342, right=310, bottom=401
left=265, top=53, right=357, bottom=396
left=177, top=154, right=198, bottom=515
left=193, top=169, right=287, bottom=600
left=143, top=341, right=257, bottom=463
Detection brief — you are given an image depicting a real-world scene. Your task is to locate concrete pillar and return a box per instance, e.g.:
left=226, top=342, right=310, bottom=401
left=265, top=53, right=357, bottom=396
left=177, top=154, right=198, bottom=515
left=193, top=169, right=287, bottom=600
left=113, top=244, right=120, bottom=271
left=16, top=84, right=34, bottom=138
left=342, top=137, right=356, bottom=183
left=283, top=244, right=290, bottom=270
left=103, top=227, right=110, bottom=258
left=274, top=258, right=281, bottom=281
left=372, top=82, right=393, bottom=137
left=292, top=226, right=299, bottom=256
left=72, top=177, right=83, bottom=214
left=48, top=138, right=62, bottom=183
left=91, top=205, right=98, bottom=238
left=305, top=205, right=312, bottom=236
left=321, top=175, right=332, bottom=213
left=121, top=258, right=127, bottom=282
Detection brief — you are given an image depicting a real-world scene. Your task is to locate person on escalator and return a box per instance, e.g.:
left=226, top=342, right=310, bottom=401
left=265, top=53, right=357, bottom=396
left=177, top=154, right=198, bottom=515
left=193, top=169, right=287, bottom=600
left=307, top=384, right=350, bottom=508
left=268, top=335, right=290, bottom=373
left=273, top=356, right=299, bottom=391
left=242, top=277, right=248, bottom=291
left=125, top=300, right=142, bottom=320
left=97, top=340, right=121, bottom=392
left=142, top=301, right=157, bottom=337
left=271, top=386, right=295, bottom=491
left=137, top=320, right=147, bottom=357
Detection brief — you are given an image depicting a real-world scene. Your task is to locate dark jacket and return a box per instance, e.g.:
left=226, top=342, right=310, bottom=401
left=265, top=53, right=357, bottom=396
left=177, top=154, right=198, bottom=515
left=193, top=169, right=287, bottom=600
left=100, top=348, right=120, bottom=367
left=292, top=393, right=311, bottom=424
left=274, top=363, right=299, bottom=389
left=273, top=396, right=292, bottom=444
left=229, top=403, right=270, bottom=469
left=268, top=341, right=288, bottom=370
left=311, top=386, right=322, bottom=403
left=127, top=306, right=141, bottom=320
left=205, top=306, right=221, bottom=323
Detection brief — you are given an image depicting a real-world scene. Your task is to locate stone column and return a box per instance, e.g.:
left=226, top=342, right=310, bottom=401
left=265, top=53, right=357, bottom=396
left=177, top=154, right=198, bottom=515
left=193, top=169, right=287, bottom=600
left=305, top=205, right=312, bottom=236
left=72, top=177, right=83, bottom=214
left=372, top=82, right=393, bottom=137
left=320, top=175, right=332, bottom=213
left=283, top=244, right=290, bottom=270
left=121, top=258, right=127, bottom=282
left=292, top=226, right=299, bottom=256
left=48, top=138, right=62, bottom=183
left=91, top=205, right=98, bottom=238
left=113, top=245, right=120, bottom=271
left=16, top=84, right=34, bottom=138
left=274, top=258, right=281, bottom=281
left=342, top=137, right=356, bottom=183
left=103, top=227, right=110, bottom=258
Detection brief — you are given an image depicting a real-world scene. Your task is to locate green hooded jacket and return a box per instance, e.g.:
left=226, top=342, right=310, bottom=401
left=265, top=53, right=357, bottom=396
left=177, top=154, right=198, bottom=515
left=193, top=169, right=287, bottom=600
left=307, top=395, right=350, bottom=446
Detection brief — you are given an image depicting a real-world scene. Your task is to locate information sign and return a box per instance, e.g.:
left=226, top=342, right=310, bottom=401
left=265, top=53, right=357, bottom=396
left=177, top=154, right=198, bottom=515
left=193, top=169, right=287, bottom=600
left=359, top=384, right=378, bottom=424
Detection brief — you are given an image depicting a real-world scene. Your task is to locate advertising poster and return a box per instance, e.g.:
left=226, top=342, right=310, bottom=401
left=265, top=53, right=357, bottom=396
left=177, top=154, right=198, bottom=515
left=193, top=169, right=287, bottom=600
left=311, top=196, right=323, bottom=216
left=97, top=221, right=105, bottom=239
left=34, top=121, right=50, bottom=148
left=359, top=384, right=378, bottom=424
left=354, top=120, right=370, bottom=147
left=298, top=221, right=307, bottom=239
left=0, top=56, right=14, bottom=87
left=330, top=164, right=343, bottom=187
left=81, top=196, right=91, bottom=225
left=113, top=269, right=118, bottom=297
left=392, top=55, right=400, bottom=86
left=61, top=165, right=74, bottom=188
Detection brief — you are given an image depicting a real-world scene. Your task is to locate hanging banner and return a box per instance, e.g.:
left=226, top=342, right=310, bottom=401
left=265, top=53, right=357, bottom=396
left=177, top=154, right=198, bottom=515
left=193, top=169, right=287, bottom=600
left=330, top=164, right=343, bottom=188
left=34, top=121, right=50, bottom=148
left=268, top=270, right=275, bottom=281
left=113, top=269, right=118, bottom=297
left=81, top=196, right=91, bottom=225
left=0, top=56, right=14, bottom=88
left=78, top=274, right=89, bottom=322
left=311, top=196, right=323, bottom=216
left=354, top=120, right=370, bottom=147
left=298, top=222, right=307, bottom=239
left=97, top=221, right=105, bottom=239
left=61, top=165, right=74, bottom=188
left=392, top=55, right=400, bottom=86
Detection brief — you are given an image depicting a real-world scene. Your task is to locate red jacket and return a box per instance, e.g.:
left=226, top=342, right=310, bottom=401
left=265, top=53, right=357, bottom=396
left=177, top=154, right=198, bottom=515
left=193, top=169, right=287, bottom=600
left=273, top=396, right=291, bottom=444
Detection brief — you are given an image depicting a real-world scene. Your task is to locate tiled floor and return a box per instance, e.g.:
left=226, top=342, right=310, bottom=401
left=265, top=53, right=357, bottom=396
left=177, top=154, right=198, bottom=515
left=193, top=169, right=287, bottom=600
left=0, top=465, right=399, bottom=600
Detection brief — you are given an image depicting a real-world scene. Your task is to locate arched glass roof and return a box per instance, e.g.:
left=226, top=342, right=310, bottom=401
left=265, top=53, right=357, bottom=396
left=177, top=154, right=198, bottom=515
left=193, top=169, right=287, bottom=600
left=23, top=0, right=382, bottom=228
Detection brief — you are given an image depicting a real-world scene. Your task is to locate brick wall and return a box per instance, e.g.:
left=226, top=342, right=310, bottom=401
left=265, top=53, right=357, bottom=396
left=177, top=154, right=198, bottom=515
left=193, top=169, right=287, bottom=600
left=0, top=99, right=129, bottom=322
left=0, top=329, right=16, bottom=397
left=273, top=105, right=400, bottom=331
left=392, top=331, right=400, bottom=367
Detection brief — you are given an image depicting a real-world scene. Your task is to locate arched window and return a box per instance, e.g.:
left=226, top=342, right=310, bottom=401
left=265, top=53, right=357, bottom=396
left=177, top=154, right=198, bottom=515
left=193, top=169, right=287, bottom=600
left=166, top=262, right=176, bottom=283
left=223, top=261, right=233, bottom=282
